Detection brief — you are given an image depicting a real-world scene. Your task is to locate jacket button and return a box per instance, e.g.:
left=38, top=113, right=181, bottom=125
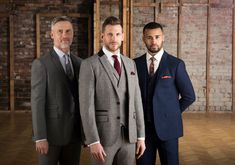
left=117, top=116, right=120, bottom=119
left=117, top=102, right=120, bottom=105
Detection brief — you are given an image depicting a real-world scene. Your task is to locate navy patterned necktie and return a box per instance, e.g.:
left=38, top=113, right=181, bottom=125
left=112, top=55, right=121, bottom=76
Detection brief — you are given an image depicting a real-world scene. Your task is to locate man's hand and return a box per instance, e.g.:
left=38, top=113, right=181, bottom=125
left=90, top=143, right=107, bottom=162
left=35, top=140, right=49, bottom=155
left=136, top=139, right=146, bottom=159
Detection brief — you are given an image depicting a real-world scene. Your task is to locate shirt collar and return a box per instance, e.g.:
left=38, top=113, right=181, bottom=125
left=102, top=46, right=120, bottom=58
left=53, top=46, right=70, bottom=58
left=146, top=48, right=164, bottom=62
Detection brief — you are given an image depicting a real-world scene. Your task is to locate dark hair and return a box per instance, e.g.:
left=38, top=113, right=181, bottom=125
left=102, top=16, right=122, bottom=32
left=51, top=16, right=72, bottom=28
left=143, top=22, right=163, bottom=33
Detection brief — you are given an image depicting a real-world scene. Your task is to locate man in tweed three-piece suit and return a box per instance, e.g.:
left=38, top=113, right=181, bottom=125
left=79, top=16, right=146, bottom=165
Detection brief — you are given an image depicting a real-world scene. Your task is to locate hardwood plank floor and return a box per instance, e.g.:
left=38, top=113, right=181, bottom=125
left=0, top=112, right=234, bottom=165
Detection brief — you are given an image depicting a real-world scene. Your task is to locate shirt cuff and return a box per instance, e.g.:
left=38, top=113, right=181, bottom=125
left=137, top=137, right=145, bottom=141
left=36, top=139, right=47, bottom=143
left=88, top=141, right=100, bottom=147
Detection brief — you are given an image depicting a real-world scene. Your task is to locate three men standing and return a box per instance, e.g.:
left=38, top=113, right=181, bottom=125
left=31, top=15, right=195, bottom=165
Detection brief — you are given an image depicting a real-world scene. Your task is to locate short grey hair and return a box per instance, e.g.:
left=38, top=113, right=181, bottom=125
left=51, top=16, right=72, bottom=29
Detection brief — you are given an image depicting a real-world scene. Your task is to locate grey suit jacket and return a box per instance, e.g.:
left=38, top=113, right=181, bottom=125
left=31, top=49, right=82, bottom=145
left=79, top=50, right=145, bottom=147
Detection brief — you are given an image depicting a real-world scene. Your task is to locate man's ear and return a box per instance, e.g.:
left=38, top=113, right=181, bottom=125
left=121, top=32, right=124, bottom=41
left=50, top=31, right=54, bottom=39
left=142, top=35, right=146, bottom=45
left=100, top=33, right=104, bottom=40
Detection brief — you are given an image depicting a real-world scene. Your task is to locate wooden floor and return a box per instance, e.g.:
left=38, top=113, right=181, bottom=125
left=0, top=112, right=235, bottom=165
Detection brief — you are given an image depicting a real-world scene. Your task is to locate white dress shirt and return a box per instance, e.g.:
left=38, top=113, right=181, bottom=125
left=102, top=46, right=122, bottom=67
left=54, top=46, right=74, bottom=74
left=146, top=48, right=164, bottom=74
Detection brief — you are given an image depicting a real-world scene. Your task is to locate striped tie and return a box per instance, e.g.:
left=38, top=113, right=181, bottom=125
left=149, top=57, right=155, bottom=77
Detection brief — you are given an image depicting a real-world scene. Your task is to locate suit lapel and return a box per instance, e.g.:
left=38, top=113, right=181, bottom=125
left=51, top=50, right=67, bottom=78
left=50, top=50, right=72, bottom=94
left=121, top=55, right=132, bottom=100
left=155, top=51, right=168, bottom=83
left=97, top=50, right=119, bottom=95
left=70, top=54, right=79, bottom=79
left=138, top=54, right=148, bottom=99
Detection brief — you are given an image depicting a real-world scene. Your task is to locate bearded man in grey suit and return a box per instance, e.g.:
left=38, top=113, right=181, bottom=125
left=31, top=16, right=82, bottom=165
left=79, top=16, right=146, bottom=165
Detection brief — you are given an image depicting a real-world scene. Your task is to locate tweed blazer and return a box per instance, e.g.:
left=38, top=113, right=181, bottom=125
left=79, top=49, right=145, bottom=146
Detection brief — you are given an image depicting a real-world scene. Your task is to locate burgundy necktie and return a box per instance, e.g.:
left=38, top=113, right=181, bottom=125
left=149, top=57, right=156, bottom=77
left=112, top=55, right=121, bottom=76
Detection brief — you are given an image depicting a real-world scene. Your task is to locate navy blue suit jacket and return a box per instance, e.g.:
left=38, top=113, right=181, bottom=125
left=134, top=51, right=195, bottom=141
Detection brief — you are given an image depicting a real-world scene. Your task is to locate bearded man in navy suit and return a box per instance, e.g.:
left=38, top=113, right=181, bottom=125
left=134, top=22, right=195, bottom=165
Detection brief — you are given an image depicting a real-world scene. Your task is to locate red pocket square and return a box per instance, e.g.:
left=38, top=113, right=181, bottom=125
left=131, top=72, right=135, bottom=75
left=161, top=75, right=172, bottom=79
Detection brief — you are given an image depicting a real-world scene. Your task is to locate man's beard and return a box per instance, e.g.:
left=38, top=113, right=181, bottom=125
left=106, top=42, right=121, bottom=52
left=148, top=47, right=160, bottom=54
left=61, top=42, right=71, bottom=49
left=147, top=43, right=163, bottom=54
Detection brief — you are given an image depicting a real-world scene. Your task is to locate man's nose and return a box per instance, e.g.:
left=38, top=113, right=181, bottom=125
left=62, top=32, right=68, bottom=38
left=112, top=35, right=118, bottom=41
left=151, top=38, right=157, bottom=44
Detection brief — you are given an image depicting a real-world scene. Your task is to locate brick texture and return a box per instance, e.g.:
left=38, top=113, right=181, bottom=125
left=181, top=6, right=208, bottom=112
left=0, top=17, right=9, bottom=110
left=209, top=7, right=233, bottom=112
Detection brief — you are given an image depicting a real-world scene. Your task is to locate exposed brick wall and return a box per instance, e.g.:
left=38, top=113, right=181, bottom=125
left=13, top=8, right=35, bottom=110
left=0, top=1, right=92, bottom=111
left=0, top=17, right=9, bottom=110
left=183, top=0, right=208, bottom=3
left=180, top=6, right=208, bottom=112
left=209, top=7, right=233, bottom=112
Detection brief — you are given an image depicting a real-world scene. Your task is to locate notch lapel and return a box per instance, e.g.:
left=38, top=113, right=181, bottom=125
left=98, top=50, right=120, bottom=96
left=70, top=54, right=79, bottom=78
left=137, top=54, right=148, bottom=100
left=50, top=50, right=72, bottom=94
left=155, top=52, right=169, bottom=84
